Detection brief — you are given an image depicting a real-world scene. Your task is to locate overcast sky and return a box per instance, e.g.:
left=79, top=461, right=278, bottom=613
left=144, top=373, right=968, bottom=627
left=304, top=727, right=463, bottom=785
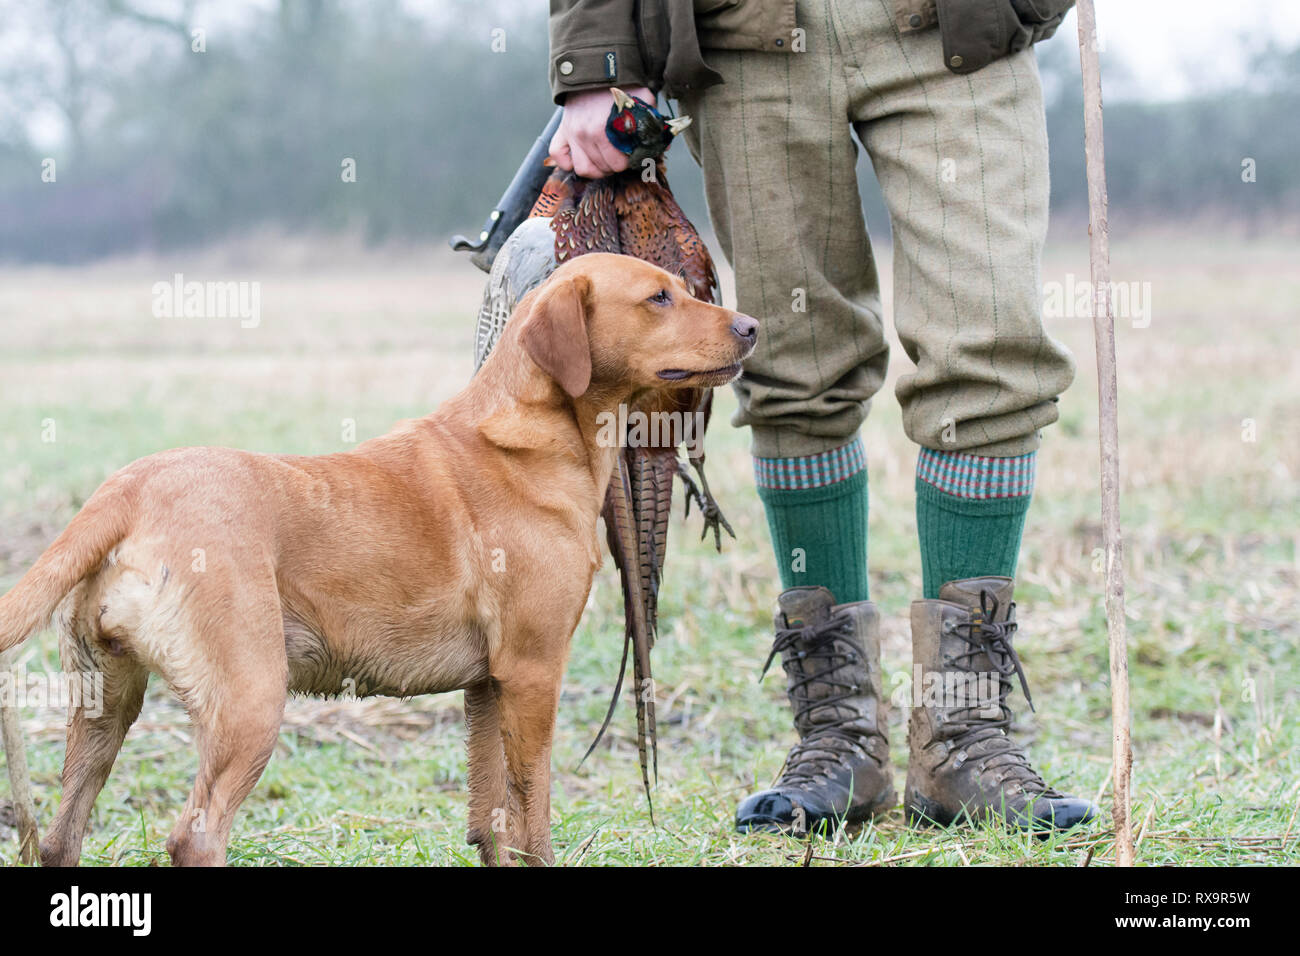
left=1046, top=0, right=1300, bottom=100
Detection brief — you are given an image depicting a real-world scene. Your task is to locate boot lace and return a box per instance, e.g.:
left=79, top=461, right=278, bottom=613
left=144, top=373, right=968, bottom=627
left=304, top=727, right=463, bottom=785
left=760, top=613, right=875, bottom=783
left=942, top=590, right=1060, bottom=797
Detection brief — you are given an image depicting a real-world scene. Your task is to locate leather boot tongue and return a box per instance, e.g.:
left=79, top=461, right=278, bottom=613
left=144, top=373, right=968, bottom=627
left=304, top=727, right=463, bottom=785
left=939, top=577, right=1015, bottom=618
left=777, top=586, right=836, bottom=628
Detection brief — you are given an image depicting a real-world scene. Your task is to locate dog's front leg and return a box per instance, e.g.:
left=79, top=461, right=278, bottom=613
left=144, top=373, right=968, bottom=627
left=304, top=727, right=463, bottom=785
left=494, top=659, right=564, bottom=866
left=464, top=680, right=511, bottom=866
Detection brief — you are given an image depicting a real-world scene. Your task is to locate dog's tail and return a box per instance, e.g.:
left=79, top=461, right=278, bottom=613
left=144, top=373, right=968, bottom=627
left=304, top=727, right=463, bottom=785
left=0, top=478, right=134, bottom=653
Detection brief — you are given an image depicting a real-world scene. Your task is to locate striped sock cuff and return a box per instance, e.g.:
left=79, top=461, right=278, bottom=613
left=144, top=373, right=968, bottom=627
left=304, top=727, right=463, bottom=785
left=754, top=438, right=867, bottom=491
left=916, top=447, right=1037, bottom=500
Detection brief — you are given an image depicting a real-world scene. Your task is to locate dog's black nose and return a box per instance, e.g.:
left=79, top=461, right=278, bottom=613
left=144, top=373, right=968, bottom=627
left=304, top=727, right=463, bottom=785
left=731, top=314, right=758, bottom=341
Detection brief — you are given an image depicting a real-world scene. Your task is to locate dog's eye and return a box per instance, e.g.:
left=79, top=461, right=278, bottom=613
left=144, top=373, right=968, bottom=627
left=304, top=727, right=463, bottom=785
left=648, top=289, right=672, bottom=306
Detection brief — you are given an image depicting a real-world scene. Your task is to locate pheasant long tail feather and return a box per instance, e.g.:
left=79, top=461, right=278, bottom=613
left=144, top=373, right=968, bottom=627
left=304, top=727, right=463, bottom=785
left=647, top=452, right=677, bottom=784
left=578, top=549, right=631, bottom=769
left=599, top=457, right=656, bottom=819
left=629, top=446, right=675, bottom=789
left=635, top=446, right=679, bottom=649
left=631, top=447, right=665, bottom=651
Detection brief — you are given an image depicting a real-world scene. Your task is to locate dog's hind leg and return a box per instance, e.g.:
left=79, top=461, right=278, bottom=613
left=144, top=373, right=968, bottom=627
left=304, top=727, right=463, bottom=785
left=40, top=650, right=149, bottom=867
left=164, top=607, right=287, bottom=867
left=464, top=680, right=511, bottom=865
left=165, top=680, right=285, bottom=866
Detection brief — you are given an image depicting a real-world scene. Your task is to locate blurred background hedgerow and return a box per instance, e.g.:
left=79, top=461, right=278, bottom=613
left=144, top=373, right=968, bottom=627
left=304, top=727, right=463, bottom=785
left=3, top=0, right=1300, bottom=261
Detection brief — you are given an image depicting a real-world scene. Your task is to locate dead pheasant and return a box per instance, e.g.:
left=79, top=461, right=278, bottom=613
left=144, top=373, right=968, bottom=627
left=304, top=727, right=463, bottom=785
left=473, top=90, right=732, bottom=814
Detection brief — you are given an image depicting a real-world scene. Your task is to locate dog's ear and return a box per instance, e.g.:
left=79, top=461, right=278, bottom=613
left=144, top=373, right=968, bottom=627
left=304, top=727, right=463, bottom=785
left=519, top=274, right=592, bottom=398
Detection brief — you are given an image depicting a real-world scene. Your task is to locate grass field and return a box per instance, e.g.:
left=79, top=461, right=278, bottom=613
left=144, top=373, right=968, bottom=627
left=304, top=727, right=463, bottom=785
left=1, top=233, right=1297, bottom=866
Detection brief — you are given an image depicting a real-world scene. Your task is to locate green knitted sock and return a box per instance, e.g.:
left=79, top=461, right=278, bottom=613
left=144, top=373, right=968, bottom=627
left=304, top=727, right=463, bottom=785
left=915, top=448, right=1036, bottom=599
left=754, top=440, right=869, bottom=604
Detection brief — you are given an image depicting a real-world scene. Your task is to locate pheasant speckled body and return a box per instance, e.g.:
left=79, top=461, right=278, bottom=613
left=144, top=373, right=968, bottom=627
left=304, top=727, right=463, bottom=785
left=473, top=95, right=730, bottom=811
left=537, top=163, right=716, bottom=302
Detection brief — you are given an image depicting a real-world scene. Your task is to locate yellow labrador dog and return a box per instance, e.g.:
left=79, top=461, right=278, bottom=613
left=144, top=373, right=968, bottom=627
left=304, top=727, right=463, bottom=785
left=0, top=254, right=758, bottom=866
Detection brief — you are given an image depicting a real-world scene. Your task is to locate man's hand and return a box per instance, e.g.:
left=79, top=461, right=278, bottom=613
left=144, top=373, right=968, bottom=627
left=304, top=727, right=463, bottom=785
left=549, top=85, right=654, bottom=179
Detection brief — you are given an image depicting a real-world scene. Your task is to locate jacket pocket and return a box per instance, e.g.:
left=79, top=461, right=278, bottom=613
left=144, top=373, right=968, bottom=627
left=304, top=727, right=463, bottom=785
left=937, top=0, right=1072, bottom=75
left=694, top=0, right=795, bottom=52
left=1009, top=0, right=1073, bottom=44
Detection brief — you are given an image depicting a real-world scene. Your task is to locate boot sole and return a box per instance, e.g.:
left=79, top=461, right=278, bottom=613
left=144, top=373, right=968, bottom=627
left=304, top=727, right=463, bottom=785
left=736, top=784, right=897, bottom=836
left=905, top=784, right=1096, bottom=833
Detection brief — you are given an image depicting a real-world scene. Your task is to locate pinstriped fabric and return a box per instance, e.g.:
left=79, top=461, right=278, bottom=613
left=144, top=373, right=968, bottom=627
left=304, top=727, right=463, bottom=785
left=679, top=0, right=887, bottom=460
left=754, top=437, right=867, bottom=490
left=916, top=447, right=1036, bottom=499
left=678, top=0, right=1075, bottom=460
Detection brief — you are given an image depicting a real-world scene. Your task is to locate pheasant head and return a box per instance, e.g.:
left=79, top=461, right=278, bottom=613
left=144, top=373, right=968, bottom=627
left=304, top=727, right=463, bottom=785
left=605, top=88, right=691, bottom=171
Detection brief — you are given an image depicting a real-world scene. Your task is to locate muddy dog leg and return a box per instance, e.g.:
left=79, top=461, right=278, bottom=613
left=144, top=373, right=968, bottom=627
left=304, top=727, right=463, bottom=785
left=495, top=661, right=564, bottom=866
left=40, top=654, right=149, bottom=867
left=464, top=680, right=511, bottom=866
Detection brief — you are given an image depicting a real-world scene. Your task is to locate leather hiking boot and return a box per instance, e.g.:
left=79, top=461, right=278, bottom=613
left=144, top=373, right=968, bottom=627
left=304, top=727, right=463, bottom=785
left=736, top=587, right=896, bottom=834
left=905, top=576, right=1097, bottom=831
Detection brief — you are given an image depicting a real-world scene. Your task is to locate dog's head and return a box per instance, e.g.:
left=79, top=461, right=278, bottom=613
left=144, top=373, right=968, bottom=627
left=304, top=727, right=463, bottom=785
left=517, top=253, right=758, bottom=400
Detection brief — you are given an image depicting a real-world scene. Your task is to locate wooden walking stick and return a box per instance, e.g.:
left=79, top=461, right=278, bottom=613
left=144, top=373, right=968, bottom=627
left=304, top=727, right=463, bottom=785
left=0, top=648, right=39, bottom=864
left=1075, top=0, right=1134, bottom=866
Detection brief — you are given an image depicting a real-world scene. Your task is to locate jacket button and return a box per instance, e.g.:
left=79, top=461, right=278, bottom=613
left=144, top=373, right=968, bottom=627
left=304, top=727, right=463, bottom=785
left=949, top=54, right=964, bottom=68
left=559, top=60, right=574, bottom=75
left=909, top=13, right=923, bottom=27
